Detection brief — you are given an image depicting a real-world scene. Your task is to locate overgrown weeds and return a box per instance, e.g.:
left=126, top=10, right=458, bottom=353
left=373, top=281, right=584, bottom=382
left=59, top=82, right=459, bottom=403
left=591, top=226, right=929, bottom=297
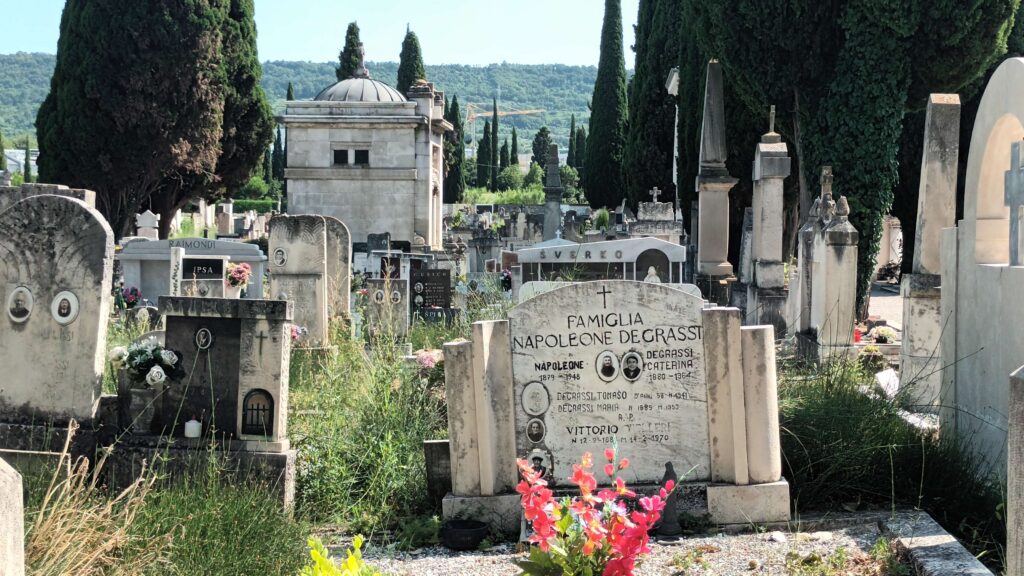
left=779, top=358, right=1006, bottom=571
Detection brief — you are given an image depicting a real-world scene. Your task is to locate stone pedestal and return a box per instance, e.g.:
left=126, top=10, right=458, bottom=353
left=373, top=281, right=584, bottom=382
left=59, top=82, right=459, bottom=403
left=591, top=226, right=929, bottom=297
left=0, top=457, right=24, bottom=576
left=899, top=274, right=942, bottom=412
left=707, top=479, right=790, bottom=525
left=1009, top=366, right=1024, bottom=576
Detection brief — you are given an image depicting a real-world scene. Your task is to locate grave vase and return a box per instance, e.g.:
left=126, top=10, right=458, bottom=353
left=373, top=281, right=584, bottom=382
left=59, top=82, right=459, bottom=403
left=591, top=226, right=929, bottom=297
left=224, top=284, right=242, bottom=299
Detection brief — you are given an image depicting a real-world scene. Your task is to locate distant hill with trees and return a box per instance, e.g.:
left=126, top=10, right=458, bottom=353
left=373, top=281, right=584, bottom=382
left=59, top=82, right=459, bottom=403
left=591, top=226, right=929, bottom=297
left=2, top=53, right=601, bottom=150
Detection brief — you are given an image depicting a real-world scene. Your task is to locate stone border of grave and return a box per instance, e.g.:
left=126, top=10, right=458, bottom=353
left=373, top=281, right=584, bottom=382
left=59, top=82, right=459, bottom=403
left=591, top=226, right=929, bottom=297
left=882, top=511, right=993, bottom=575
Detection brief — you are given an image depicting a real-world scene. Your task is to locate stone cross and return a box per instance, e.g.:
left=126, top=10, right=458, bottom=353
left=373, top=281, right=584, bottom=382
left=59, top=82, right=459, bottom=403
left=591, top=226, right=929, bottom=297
left=769, top=105, right=776, bottom=133
left=649, top=187, right=662, bottom=203
left=1006, top=141, right=1024, bottom=266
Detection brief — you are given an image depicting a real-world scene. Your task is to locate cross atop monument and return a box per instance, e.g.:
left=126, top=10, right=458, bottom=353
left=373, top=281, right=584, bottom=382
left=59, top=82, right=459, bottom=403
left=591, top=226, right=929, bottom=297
left=769, top=105, right=776, bottom=134
left=649, top=187, right=662, bottom=203
left=353, top=43, right=369, bottom=78
left=1005, top=141, right=1024, bottom=265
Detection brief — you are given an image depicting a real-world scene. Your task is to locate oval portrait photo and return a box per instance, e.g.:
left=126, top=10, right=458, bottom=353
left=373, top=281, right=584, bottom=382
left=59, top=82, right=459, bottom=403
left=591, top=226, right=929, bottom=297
left=7, top=286, right=33, bottom=323
left=521, top=381, right=550, bottom=416
left=621, top=351, right=644, bottom=382
left=595, top=350, right=619, bottom=382
left=373, top=289, right=386, bottom=304
left=526, top=418, right=546, bottom=443
left=526, top=449, right=553, bottom=482
left=51, top=291, right=80, bottom=325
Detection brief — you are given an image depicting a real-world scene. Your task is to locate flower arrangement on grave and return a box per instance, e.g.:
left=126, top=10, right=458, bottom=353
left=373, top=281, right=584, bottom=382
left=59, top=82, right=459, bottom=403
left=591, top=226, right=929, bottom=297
left=514, top=448, right=675, bottom=576
left=291, top=325, right=308, bottom=341
left=121, top=286, right=142, bottom=309
left=109, top=339, right=183, bottom=388
left=225, top=262, right=252, bottom=288
left=868, top=326, right=897, bottom=344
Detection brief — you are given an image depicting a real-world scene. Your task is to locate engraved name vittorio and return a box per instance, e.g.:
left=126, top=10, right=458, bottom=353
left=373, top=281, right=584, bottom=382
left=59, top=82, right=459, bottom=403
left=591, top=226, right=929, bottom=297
left=512, top=312, right=703, bottom=350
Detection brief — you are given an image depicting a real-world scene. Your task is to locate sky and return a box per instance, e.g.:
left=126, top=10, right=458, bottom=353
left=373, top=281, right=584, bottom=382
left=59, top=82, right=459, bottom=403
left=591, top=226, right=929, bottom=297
left=0, top=0, right=642, bottom=66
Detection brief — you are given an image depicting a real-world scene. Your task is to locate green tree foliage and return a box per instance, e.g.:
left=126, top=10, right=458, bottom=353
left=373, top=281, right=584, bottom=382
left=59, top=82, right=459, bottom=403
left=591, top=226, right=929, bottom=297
left=574, top=126, right=587, bottom=172
left=0, top=128, right=5, bottom=171
left=337, top=22, right=362, bottom=81
left=397, top=28, right=427, bottom=95
left=500, top=139, right=510, bottom=171
left=524, top=162, right=545, bottom=187
left=496, top=165, right=524, bottom=191
left=23, top=138, right=31, bottom=182
left=511, top=126, right=519, bottom=165
left=152, top=0, right=275, bottom=237
left=623, top=0, right=681, bottom=207
left=36, top=0, right=228, bottom=237
left=566, top=114, right=577, bottom=168
left=531, top=126, right=553, bottom=172
left=262, top=151, right=272, bottom=185
left=686, top=0, right=1017, bottom=313
left=443, top=94, right=466, bottom=203
left=490, top=97, right=499, bottom=191
left=272, top=126, right=284, bottom=180
left=477, top=120, right=492, bottom=188
left=286, top=81, right=294, bottom=100
left=586, top=0, right=629, bottom=209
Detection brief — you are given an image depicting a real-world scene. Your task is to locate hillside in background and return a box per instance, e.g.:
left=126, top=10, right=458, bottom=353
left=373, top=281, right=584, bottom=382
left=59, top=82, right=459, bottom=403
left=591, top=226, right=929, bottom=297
left=2, top=53, right=597, bottom=150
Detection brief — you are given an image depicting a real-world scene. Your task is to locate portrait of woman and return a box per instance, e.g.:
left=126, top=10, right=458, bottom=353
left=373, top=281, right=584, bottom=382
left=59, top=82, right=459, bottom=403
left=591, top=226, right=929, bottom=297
left=622, top=351, right=643, bottom=382
left=7, top=286, right=33, bottom=323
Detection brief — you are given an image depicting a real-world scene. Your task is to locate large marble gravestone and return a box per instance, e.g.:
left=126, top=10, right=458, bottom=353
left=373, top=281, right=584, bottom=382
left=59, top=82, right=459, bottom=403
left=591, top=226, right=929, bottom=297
left=0, top=194, right=113, bottom=422
left=323, top=216, right=352, bottom=319
left=269, top=215, right=328, bottom=345
left=508, top=281, right=708, bottom=486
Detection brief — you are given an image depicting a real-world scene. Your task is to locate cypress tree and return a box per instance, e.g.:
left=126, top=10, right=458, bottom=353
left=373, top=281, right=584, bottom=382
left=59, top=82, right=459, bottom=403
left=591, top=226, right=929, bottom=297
left=443, top=94, right=466, bottom=202
left=286, top=81, right=294, bottom=100
left=511, top=127, right=519, bottom=166
left=397, top=28, right=427, bottom=95
left=337, top=22, right=361, bottom=81
left=490, top=97, right=499, bottom=191
left=262, top=150, right=272, bottom=185
left=567, top=114, right=577, bottom=168
left=531, top=127, right=553, bottom=172
left=500, top=139, right=510, bottom=171
left=23, top=139, right=31, bottom=182
left=624, top=0, right=681, bottom=207
left=574, top=127, right=587, bottom=171
left=585, top=0, right=629, bottom=209
left=0, top=129, right=5, bottom=172
left=272, top=126, right=284, bottom=180
left=477, top=120, right=492, bottom=188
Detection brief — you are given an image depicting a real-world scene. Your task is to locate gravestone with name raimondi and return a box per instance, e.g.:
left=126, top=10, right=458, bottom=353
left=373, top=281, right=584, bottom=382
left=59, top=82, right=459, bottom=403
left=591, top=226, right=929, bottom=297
left=508, top=280, right=708, bottom=486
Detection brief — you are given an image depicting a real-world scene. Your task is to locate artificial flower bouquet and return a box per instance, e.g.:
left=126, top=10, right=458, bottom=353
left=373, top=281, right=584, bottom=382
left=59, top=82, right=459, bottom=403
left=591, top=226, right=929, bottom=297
left=109, top=339, right=183, bottom=388
left=515, top=448, right=675, bottom=576
left=121, top=286, right=142, bottom=309
left=226, top=262, right=252, bottom=288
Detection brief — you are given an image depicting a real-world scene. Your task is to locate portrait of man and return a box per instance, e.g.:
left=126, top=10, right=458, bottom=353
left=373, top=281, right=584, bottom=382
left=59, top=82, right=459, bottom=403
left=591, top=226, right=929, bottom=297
left=622, top=352, right=643, bottom=382
left=521, top=382, right=550, bottom=416
left=526, top=418, right=545, bottom=443
left=527, top=450, right=552, bottom=480
left=273, top=248, right=287, bottom=267
left=7, top=287, right=32, bottom=323
left=413, top=282, right=424, bottom=294
left=596, top=351, right=619, bottom=382
left=390, top=290, right=402, bottom=304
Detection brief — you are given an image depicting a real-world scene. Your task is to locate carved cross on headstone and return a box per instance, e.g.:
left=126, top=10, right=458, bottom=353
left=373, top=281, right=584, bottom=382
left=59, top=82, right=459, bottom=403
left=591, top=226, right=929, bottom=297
left=597, top=286, right=612, bottom=309
left=255, top=331, right=268, bottom=364
left=649, top=187, right=662, bottom=203
left=1005, top=141, right=1024, bottom=266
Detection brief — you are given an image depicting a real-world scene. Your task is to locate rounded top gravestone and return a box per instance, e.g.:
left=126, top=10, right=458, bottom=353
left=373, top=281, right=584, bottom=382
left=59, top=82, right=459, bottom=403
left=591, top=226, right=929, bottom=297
left=507, top=280, right=709, bottom=487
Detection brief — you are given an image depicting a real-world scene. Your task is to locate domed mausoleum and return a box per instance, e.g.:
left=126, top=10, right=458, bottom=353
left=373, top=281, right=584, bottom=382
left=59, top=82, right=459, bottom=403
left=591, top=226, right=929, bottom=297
left=280, top=46, right=451, bottom=249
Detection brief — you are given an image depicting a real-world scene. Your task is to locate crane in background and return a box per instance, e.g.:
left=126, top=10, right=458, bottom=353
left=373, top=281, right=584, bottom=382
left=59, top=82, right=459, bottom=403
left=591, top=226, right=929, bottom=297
left=463, top=102, right=544, bottom=144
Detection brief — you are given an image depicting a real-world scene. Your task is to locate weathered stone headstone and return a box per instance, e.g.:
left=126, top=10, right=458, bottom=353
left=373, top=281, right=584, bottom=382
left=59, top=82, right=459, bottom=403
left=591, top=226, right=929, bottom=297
left=508, top=281, right=709, bottom=484
left=695, top=60, right=737, bottom=290
left=365, top=278, right=409, bottom=337
left=0, top=194, right=113, bottom=422
left=0, top=457, right=23, bottom=576
left=1010, top=365, right=1024, bottom=576
left=543, top=145, right=563, bottom=241
left=410, top=268, right=451, bottom=312
left=158, top=297, right=292, bottom=452
left=135, top=210, right=160, bottom=239
left=367, top=232, right=391, bottom=253
left=323, top=216, right=352, bottom=319
left=269, top=215, right=329, bottom=345
left=0, top=182, right=95, bottom=214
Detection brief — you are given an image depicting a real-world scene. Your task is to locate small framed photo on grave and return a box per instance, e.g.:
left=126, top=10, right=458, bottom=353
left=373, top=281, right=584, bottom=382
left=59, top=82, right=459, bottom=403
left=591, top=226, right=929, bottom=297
left=6, top=286, right=33, bottom=323
left=526, top=418, right=546, bottom=444
left=527, top=449, right=553, bottom=482
left=595, top=350, right=619, bottom=382
left=521, top=381, right=550, bottom=416
left=621, top=351, right=644, bottom=382
left=50, top=291, right=80, bottom=325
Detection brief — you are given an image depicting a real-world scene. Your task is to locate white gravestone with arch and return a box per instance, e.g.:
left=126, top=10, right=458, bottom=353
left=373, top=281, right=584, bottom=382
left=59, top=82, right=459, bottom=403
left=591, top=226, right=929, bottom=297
left=269, top=215, right=329, bottom=346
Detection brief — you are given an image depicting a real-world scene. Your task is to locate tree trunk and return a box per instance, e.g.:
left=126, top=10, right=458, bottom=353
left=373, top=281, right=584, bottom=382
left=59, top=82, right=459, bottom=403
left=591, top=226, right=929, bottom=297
left=793, top=88, right=811, bottom=223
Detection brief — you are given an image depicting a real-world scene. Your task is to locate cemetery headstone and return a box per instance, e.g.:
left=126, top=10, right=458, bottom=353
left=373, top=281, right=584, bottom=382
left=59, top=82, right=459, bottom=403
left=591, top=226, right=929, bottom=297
left=323, top=216, right=353, bottom=319
left=365, top=278, right=409, bottom=338
left=158, top=297, right=292, bottom=451
left=367, top=232, right=391, bottom=253
left=135, top=210, right=160, bottom=239
left=508, top=281, right=710, bottom=484
left=269, top=215, right=329, bottom=345
left=181, top=256, right=227, bottom=298
left=410, top=268, right=451, bottom=312
left=118, top=238, right=268, bottom=301
left=0, top=457, right=23, bottom=575
left=0, top=182, right=95, bottom=214
left=0, top=194, right=113, bottom=422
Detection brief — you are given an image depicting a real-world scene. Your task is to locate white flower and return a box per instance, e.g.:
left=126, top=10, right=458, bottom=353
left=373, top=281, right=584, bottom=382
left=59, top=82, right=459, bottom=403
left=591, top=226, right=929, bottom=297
left=160, top=349, right=178, bottom=366
left=145, top=365, right=167, bottom=386
left=108, top=346, right=128, bottom=367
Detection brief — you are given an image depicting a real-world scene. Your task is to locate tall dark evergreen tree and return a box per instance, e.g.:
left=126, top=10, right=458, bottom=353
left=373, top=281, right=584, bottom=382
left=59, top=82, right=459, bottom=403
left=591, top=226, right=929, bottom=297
left=623, top=0, right=681, bottom=206
left=262, top=150, right=272, bottom=185
left=286, top=81, right=294, bottom=100
left=490, top=97, right=499, bottom=191
left=500, top=139, right=510, bottom=171
left=23, top=138, right=31, bottom=182
left=566, top=114, right=577, bottom=167
left=397, top=28, right=427, bottom=95
left=511, top=127, right=519, bottom=165
left=337, top=22, right=361, bottom=81
left=443, top=94, right=466, bottom=202
left=271, top=126, right=284, bottom=180
left=0, top=129, right=5, bottom=171
left=585, top=0, right=629, bottom=209
left=477, top=120, right=492, bottom=188
left=36, top=0, right=228, bottom=237
left=574, top=127, right=587, bottom=171
left=531, top=126, right=553, bottom=172
left=444, top=95, right=450, bottom=119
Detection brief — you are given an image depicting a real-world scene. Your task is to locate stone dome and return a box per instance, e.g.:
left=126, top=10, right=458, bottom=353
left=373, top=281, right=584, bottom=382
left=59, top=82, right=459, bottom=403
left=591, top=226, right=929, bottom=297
left=314, top=76, right=407, bottom=103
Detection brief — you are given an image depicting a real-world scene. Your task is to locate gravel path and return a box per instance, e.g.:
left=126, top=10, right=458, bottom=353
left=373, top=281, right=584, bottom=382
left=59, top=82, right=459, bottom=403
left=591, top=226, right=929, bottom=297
left=362, top=522, right=883, bottom=576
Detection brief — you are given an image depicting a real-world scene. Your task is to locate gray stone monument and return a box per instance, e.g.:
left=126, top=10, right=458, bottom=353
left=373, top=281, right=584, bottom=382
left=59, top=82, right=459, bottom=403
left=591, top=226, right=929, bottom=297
left=0, top=194, right=113, bottom=422
left=542, top=145, right=562, bottom=242
left=0, top=457, right=23, bottom=576
left=269, top=215, right=329, bottom=346
left=323, top=215, right=353, bottom=320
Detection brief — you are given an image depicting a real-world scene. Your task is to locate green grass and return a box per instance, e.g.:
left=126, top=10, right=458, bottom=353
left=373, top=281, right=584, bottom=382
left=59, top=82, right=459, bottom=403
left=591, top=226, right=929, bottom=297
left=779, top=358, right=1006, bottom=571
